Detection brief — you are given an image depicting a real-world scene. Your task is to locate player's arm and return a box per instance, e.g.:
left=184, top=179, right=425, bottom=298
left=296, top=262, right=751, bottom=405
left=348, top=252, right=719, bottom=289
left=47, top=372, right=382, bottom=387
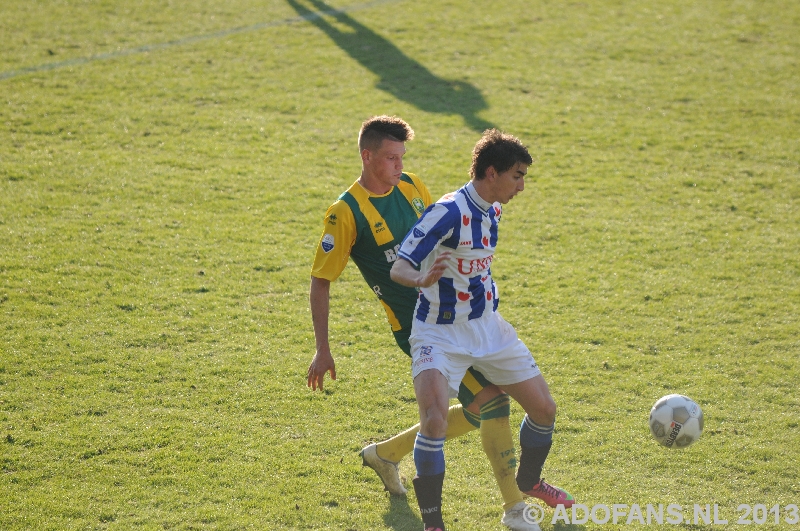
left=391, top=201, right=456, bottom=288
left=307, top=200, right=355, bottom=391
left=308, top=275, right=336, bottom=391
left=390, top=252, right=451, bottom=288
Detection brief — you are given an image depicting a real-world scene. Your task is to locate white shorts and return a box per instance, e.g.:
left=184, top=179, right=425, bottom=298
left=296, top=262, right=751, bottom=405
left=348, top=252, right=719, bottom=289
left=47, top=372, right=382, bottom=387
left=410, top=310, right=541, bottom=397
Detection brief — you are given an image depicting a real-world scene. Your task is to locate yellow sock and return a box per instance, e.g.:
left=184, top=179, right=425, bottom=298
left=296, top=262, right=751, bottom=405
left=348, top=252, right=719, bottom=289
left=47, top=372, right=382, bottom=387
left=480, top=395, right=523, bottom=511
left=446, top=403, right=480, bottom=436
left=375, top=404, right=479, bottom=462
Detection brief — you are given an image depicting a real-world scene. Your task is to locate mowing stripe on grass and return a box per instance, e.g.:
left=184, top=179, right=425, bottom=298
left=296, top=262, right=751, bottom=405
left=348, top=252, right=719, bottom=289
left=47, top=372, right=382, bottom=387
left=0, top=0, right=399, bottom=81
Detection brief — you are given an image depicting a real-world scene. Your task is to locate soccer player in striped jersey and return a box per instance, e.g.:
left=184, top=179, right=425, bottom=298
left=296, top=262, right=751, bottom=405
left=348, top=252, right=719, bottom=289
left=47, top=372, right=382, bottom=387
left=391, top=129, right=575, bottom=531
left=307, top=116, right=539, bottom=531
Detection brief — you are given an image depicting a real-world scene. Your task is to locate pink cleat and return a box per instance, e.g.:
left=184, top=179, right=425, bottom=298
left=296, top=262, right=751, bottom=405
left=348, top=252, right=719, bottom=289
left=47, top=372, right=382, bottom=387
left=523, top=479, right=575, bottom=508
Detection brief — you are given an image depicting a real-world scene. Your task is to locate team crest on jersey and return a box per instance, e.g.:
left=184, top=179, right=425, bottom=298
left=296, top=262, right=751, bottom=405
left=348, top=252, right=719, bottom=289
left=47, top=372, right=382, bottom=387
left=321, top=234, right=335, bottom=253
left=412, top=197, right=425, bottom=215
left=413, top=227, right=425, bottom=238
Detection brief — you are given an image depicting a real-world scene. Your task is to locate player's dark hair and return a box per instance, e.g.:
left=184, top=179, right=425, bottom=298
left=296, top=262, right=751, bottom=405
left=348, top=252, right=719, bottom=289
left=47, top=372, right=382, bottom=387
left=358, top=115, right=415, bottom=152
left=470, top=129, right=532, bottom=180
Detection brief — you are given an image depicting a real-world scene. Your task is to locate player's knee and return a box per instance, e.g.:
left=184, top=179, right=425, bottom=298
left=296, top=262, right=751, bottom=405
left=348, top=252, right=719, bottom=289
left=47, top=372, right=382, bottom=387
left=543, top=398, right=557, bottom=425
left=421, top=408, right=448, bottom=439
left=527, top=397, right=556, bottom=426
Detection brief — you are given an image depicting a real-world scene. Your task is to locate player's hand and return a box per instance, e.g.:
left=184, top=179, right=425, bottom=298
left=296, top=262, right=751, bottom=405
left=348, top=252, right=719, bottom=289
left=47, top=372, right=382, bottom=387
left=418, top=251, right=451, bottom=287
left=307, top=348, right=336, bottom=391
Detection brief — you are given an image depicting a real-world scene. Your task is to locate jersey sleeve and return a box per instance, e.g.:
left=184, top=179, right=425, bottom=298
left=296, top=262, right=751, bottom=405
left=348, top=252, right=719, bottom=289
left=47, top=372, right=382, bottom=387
left=397, top=201, right=459, bottom=267
left=310, top=199, right=357, bottom=281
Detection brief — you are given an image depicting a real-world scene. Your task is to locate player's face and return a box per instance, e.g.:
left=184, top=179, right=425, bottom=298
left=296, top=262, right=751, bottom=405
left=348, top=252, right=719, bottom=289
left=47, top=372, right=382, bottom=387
left=365, top=139, right=406, bottom=192
left=492, top=162, right=528, bottom=204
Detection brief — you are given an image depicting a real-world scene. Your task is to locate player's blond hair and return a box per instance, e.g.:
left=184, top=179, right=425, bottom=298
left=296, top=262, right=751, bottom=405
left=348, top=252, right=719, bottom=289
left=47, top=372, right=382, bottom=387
left=470, top=129, right=532, bottom=180
left=358, top=115, right=415, bottom=152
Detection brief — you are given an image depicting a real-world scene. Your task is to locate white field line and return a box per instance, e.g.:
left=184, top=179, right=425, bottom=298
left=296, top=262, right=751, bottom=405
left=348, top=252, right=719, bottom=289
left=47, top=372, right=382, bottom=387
left=0, top=0, right=398, bottom=81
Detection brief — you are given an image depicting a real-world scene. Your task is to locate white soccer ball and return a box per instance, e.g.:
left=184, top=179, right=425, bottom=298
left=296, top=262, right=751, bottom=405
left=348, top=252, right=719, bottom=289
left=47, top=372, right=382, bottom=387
left=649, top=394, right=703, bottom=448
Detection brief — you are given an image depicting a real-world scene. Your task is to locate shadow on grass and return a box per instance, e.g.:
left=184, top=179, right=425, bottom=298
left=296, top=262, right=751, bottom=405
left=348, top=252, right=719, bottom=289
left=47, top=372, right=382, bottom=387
left=381, top=497, right=589, bottom=530
left=383, top=495, right=423, bottom=531
left=285, top=0, right=495, bottom=132
left=553, top=522, right=587, bottom=531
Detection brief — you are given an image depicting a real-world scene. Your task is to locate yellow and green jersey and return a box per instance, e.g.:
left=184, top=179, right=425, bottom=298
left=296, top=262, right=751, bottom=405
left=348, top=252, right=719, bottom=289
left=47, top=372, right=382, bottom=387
left=311, top=172, right=432, bottom=333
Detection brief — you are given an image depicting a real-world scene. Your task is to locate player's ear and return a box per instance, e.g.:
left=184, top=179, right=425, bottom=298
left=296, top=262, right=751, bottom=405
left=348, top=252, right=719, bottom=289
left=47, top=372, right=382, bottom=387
left=360, top=148, right=371, bottom=165
left=485, top=166, right=498, bottom=181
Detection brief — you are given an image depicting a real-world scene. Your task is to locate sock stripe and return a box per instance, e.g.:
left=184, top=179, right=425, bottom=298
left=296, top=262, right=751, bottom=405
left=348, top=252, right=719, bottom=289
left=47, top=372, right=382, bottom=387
left=524, top=415, right=554, bottom=434
left=462, top=408, right=481, bottom=428
left=521, top=415, right=554, bottom=448
left=480, top=394, right=511, bottom=420
left=414, top=434, right=445, bottom=452
left=480, top=395, right=509, bottom=412
left=414, top=433, right=445, bottom=476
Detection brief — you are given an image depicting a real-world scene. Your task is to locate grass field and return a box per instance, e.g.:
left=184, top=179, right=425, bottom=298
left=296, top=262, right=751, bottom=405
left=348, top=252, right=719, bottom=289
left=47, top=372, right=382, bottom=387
left=1, top=0, right=799, bottom=529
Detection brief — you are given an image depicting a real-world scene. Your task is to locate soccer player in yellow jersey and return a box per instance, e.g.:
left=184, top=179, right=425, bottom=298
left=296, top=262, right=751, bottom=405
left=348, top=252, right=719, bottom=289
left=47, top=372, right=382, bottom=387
left=307, top=116, right=539, bottom=531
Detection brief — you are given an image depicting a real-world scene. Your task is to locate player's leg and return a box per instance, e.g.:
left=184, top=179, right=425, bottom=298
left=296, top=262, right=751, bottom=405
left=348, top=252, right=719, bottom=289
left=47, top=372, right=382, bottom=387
left=361, top=329, right=479, bottom=495
left=459, top=369, right=528, bottom=515
left=369, top=404, right=477, bottom=463
left=501, top=375, right=574, bottom=508
left=362, top=405, right=473, bottom=496
left=472, top=312, right=574, bottom=509
left=412, top=367, right=451, bottom=530
left=408, top=324, right=477, bottom=531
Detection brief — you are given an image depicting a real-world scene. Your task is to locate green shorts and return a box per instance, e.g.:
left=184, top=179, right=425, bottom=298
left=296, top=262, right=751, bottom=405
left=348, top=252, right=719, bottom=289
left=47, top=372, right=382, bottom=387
left=393, top=328, right=494, bottom=408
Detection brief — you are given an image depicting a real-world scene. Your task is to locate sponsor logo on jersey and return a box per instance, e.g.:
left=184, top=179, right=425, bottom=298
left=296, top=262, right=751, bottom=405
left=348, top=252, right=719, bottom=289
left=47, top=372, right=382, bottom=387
left=462, top=215, right=470, bottom=226
left=457, top=254, right=494, bottom=275
left=321, top=234, right=335, bottom=253
left=459, top=240, right=472, bottom=246
left=374, top=221, right=386, bottom=233
left=412, top=197, right=425, bottom=215
left=384, top=244, right=401, bottom=263
left=327, top=214, right=337, bottom=225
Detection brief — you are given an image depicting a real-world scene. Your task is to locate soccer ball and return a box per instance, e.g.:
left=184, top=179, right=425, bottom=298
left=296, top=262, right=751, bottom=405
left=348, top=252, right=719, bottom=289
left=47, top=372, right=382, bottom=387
left=649, top=394, right=703, bottom=448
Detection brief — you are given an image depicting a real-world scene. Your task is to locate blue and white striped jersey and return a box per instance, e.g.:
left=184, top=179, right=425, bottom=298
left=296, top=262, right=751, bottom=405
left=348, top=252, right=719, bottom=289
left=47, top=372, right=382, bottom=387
left=398, top=182, right=501, bottom=324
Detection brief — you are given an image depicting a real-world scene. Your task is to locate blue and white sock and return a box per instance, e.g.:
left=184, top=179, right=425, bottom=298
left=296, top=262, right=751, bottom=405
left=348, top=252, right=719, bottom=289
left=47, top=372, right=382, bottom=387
left=413, top=433, right=445, bottom=476
left=517, top=415, right=555, bottom=490
left=520, top=414, right=554, bottom=448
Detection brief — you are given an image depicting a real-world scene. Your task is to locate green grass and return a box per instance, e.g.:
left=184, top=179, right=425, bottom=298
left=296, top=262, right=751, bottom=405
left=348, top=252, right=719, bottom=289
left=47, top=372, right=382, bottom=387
left=1, top=0, right=799, bottom=529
